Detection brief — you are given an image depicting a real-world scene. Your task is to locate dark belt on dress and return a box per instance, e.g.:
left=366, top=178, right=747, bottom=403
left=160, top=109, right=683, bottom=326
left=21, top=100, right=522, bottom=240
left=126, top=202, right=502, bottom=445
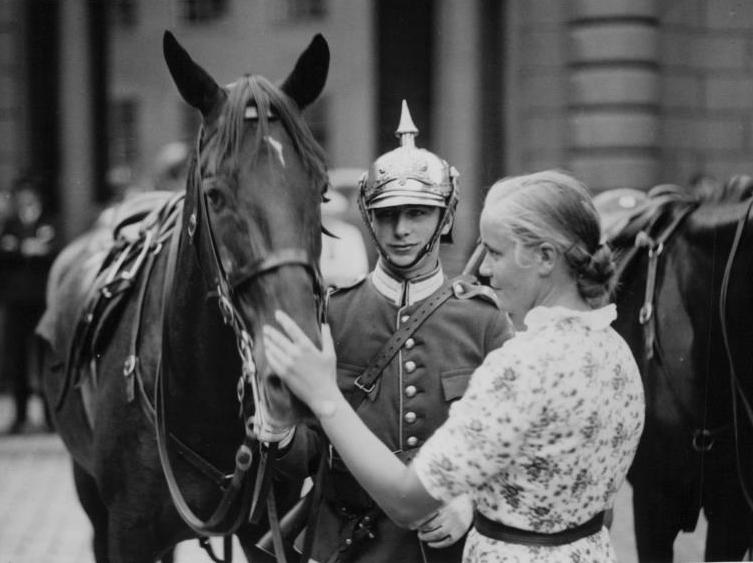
left=473, top=510, right=605, bottom=547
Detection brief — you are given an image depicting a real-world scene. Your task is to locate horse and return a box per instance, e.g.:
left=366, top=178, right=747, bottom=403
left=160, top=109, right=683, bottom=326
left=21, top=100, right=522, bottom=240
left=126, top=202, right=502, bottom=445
left=36, top=31, right=331, bottom=562
left=597, top=177, right=753, bottom=562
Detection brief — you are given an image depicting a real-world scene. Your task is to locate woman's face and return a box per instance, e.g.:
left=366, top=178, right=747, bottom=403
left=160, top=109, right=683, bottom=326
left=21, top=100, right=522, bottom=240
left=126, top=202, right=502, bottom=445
left=478, top=215, right=540, bottom=329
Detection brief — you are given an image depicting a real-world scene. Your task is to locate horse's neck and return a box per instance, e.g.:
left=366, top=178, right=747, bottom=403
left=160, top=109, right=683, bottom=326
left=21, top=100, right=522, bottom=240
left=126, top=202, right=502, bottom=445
left=166, top=236, right=239, bottom=388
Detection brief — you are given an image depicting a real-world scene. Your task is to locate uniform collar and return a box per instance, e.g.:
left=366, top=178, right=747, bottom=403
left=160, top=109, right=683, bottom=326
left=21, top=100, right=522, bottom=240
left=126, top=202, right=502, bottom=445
left=371, top=261, right=445, bottom=306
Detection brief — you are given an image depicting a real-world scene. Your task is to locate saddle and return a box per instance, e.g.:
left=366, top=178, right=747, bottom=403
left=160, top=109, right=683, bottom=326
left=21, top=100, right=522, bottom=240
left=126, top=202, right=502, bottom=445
left=594, top=184, right=693, bottom=246
left=37, top=191, right=184, bottom=419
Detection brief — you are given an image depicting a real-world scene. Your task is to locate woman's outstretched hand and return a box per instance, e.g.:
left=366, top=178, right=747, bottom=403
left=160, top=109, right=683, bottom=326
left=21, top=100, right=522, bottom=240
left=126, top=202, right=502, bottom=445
left=263, top=310, right=340, bottom=418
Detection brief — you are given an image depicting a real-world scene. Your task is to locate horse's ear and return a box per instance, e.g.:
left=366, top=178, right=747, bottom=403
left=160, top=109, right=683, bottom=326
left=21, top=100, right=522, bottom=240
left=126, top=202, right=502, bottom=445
left=163, top=31, right=224, bottom=119
left=280, top=34, right=330, bottom=110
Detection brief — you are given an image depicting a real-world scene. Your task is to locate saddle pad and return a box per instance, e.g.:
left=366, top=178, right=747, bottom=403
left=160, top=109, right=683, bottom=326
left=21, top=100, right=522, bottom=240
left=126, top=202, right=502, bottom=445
left=593, top=188, right=650, bottom=244
left=35, top=227, right=113, bottom=357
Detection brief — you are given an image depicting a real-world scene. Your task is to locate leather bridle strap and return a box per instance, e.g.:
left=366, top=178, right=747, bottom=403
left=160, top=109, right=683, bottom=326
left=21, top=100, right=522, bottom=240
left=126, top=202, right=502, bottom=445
left=718, top=195, right=753, bottom=513
left=635, top=202, right=698, bottom=360
left=156, top=212, right=256, bottom=535
left=228, top=249, right=317, bottom=292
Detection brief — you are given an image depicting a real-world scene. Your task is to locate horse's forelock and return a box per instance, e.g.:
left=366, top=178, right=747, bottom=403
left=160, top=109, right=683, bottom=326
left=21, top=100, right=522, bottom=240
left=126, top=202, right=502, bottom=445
left=199, top=75, right=327, bottom=192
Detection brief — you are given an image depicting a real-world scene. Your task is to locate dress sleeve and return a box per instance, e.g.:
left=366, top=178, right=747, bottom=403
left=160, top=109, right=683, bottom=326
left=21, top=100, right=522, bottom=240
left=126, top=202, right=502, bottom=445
left=412, top=338, right=537, bottom=503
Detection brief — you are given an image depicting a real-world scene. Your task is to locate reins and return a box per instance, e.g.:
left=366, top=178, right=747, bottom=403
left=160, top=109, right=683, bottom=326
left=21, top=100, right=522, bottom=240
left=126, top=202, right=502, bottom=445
left=718, top=195, right=753, bottom=513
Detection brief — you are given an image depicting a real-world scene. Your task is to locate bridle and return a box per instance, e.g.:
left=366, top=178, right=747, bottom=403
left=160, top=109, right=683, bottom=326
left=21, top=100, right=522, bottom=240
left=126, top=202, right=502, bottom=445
left=155, top=120, right=326, bottom=556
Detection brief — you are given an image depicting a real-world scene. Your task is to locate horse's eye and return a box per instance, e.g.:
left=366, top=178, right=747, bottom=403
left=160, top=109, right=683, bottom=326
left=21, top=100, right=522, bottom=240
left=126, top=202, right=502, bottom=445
left=206, top=187, right=226, bottom=211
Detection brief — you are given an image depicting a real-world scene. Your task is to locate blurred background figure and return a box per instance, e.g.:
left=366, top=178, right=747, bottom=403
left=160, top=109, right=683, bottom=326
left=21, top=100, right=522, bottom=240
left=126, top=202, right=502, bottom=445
left=151, top=141, right=190, bottom=192
left=0, top=175, right=57, bottom=434
left=320, top=171, right=369, bottom=287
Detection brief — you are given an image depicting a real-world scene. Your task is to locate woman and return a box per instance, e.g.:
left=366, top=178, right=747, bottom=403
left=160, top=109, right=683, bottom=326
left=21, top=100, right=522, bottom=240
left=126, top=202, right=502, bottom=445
left=264, top=170, right=645, bottom=562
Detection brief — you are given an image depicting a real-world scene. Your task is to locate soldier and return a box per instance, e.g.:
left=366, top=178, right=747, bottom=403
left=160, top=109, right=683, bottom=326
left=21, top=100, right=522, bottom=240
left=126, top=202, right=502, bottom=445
left=271, top=100, right=513, bottom=563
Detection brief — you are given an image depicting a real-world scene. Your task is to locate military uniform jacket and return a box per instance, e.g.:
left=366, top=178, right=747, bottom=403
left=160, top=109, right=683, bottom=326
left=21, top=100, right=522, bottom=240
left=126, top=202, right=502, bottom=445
left=278, top=264, right=513, bottom=563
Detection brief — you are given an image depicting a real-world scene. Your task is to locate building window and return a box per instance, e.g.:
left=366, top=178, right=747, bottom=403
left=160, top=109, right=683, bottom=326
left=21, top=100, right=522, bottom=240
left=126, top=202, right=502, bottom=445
left=181, top=0, right=228, bottom=24
left=271, top=0, right=327, bottom=23
left=108, top=98, right=140, bottom=192
left=111, top=0, right=138, bottom=28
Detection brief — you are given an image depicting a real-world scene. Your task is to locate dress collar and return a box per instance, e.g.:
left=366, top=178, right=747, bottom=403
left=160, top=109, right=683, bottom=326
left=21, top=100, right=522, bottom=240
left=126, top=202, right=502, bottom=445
left=523, top=304, right=617, bottom=331
left=371, top=261, right=445, bottom=306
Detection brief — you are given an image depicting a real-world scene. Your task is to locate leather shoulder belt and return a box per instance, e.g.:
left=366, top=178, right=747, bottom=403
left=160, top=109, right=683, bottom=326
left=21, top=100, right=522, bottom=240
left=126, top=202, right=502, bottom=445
left=349, top=275, right=472, bottom=410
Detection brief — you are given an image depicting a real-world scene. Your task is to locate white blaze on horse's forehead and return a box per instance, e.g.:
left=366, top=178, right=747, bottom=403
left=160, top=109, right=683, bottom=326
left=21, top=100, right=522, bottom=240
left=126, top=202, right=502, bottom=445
left=264, top=135, right=286, bottom=167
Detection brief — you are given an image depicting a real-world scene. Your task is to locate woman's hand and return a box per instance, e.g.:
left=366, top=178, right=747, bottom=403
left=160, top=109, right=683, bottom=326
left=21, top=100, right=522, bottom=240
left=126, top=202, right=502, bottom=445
left=416, top=494, right=473, bottom=548
left=263, top=310, right=340, bottom=418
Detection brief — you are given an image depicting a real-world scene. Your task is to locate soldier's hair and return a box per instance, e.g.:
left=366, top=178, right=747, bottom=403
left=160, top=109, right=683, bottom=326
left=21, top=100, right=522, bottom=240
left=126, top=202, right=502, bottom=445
left=482, top=169, right=615, bottom=308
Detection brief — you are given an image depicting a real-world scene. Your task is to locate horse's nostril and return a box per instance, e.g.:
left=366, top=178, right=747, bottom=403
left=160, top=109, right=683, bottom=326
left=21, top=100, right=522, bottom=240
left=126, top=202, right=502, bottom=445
left=268, top=374, right=284, bottom=390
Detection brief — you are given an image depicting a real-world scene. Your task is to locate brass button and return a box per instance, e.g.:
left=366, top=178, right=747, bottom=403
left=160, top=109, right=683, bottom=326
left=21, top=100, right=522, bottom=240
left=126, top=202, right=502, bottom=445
left=405, top=338, right=415, bottom=349
left=404, top=411, right=417, bottom=424
left=401, top=314, right=410, bottom=323
left=404, top=360, right=416, bottom=373
left=406, top=436, right=418, bottom=447
left=405, top=385, right=417, bottom=398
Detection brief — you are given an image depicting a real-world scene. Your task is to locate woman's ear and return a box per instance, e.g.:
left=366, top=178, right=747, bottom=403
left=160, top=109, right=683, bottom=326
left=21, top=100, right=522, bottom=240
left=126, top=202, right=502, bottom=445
left=536, top=242, right=557, bottom=275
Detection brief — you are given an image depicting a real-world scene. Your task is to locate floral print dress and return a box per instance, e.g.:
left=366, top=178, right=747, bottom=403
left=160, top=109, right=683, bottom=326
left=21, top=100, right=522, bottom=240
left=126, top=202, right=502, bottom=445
left=413, top=305, right=645, bottom=562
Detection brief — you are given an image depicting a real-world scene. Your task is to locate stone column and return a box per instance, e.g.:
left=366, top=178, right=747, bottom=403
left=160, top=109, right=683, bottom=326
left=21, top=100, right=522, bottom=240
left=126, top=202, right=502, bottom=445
left=59, top=0, right=96, bottom=239
left=568, top=0, right=660, bottom=192
left=433, top=0, right=482, bottom=274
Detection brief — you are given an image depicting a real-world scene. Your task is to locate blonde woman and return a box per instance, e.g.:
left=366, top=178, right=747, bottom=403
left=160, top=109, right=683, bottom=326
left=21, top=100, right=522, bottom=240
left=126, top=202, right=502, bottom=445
left=264, top=170, right=645, bottom=562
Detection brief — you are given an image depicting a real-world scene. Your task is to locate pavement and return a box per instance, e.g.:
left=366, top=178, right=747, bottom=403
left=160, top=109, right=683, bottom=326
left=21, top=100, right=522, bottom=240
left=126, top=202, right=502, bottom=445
left=0, top=394, right=706, bottom=563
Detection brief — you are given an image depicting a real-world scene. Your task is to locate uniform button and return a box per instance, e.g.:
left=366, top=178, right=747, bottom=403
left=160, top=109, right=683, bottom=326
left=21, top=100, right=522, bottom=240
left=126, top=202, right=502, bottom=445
left=405, top=338, right=415, bottom=349
left=406, top=436, right=419, bottom=447
left=404, top=411, right=417, bottom=423
left=401, top=314, right=410, bottom=323
left=405, top=385, right=417, bottom=398
left=404, top=361, right=416, bottom=373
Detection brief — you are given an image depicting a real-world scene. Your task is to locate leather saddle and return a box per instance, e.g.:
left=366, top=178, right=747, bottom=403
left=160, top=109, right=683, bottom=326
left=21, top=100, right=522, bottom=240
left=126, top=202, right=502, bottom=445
left=36, top=191, right=184, bottom=414
left=594, top=184, right=694, bottom=248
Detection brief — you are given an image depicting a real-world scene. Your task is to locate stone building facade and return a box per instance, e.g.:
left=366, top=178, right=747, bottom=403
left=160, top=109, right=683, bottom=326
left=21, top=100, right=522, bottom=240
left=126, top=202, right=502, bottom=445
left=3, top=0, right=753, bottom=273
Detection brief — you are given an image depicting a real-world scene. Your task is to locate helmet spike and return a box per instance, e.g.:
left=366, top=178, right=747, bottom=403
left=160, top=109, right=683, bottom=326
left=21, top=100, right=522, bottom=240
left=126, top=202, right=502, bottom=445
left=395, top=99, right=418, bottom=148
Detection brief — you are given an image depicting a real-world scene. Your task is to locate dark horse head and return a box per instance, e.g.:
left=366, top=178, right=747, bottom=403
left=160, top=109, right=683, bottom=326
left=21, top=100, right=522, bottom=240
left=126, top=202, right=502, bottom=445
left=163, top=31, right=329, bottom=431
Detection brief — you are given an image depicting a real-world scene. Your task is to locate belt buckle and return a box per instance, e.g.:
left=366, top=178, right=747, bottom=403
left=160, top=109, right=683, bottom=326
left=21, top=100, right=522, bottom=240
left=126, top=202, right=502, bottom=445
left=353, top=376, right=375, bottom=394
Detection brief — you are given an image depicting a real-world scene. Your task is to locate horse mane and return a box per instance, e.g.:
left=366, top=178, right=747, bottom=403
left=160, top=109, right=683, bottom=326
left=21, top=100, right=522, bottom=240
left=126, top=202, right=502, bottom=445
left=199, top=74, right=328, bottom=193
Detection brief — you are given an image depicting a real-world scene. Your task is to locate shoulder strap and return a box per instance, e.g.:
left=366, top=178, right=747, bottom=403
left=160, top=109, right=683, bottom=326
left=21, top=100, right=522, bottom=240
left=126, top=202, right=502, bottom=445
left=348, top=276, right=469, bottom=410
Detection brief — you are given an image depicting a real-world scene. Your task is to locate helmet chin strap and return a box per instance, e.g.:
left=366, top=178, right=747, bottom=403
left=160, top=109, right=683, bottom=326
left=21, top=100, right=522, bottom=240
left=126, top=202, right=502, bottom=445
left=357, top=198, right=455, bottom=272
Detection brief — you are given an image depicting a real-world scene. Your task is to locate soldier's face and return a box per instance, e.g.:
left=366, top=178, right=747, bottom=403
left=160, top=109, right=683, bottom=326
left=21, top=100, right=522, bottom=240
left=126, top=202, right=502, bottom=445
left=371, top=205, right=442, bottom=272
